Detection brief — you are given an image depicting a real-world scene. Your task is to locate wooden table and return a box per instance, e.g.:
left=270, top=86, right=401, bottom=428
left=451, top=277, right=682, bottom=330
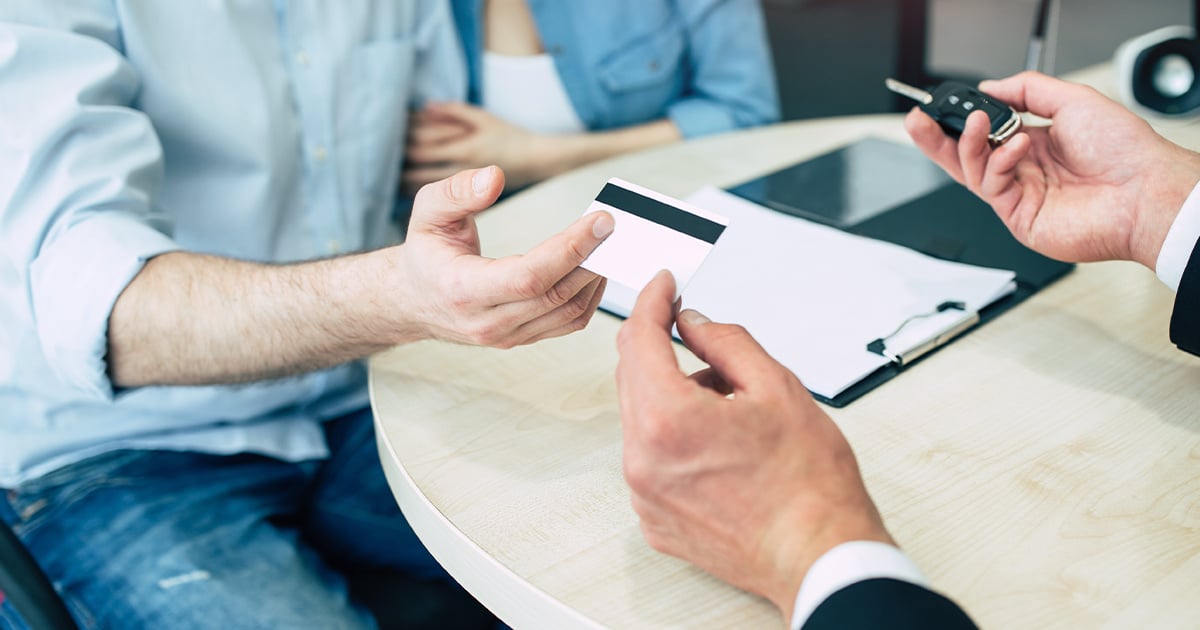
left=372, top=66, right=1200, bottom=629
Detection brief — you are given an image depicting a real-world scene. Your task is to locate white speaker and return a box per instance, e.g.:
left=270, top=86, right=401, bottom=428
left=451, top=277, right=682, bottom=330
left=1114, top=25, right=1200, bottom=118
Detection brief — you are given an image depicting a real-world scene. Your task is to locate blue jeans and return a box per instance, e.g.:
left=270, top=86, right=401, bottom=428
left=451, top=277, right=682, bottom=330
left=0, top=408, right=485, bottom=629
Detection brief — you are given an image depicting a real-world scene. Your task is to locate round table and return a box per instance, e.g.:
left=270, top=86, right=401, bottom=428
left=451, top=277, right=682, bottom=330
left=373, top=86, right=1200, bottom=629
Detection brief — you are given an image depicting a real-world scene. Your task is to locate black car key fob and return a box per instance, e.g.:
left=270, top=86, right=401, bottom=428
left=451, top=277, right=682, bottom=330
left=886, top=78, right=1022, bottom=145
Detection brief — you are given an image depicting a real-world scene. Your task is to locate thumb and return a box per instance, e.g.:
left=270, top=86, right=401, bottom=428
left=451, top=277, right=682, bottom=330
left=409, top=166, right=505, bottom=232
left=675, top=310, right=780, bottom=393
left=978, top=71, right=1087, bottom=119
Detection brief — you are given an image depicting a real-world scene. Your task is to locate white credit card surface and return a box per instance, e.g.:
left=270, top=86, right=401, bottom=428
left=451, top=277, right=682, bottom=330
left=580, top=178, right=729, bottom=305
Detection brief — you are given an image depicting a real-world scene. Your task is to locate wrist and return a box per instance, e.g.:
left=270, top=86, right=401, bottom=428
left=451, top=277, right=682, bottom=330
left=761, top=493, right=895, bottom=618
left=1129, top=143, right=1200, bottom=270
left=495, top=132, right=570, bottom=188
left=533, top=133, right=594, bottom=181
left=365, top=246, right=429, bottom=346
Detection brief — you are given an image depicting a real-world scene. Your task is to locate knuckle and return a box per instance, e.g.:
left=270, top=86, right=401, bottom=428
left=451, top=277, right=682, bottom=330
left=545, top=279, right=574, bottom=308
left=1015, top=70, right=1039, bottom=84
left=725, top=323, right=749, bottom=338
left=763, top=374, right=799, bottom=407
left=569, top=312, right=592, bottom=332
left=565, top=235, right=590, bottom=264
left=784, top=370, right=808, bottom=394
left=448, top=171, right=471, bottom=201
left=561, top=291, right=591, bottom=321
left=783, top=374, right=810, bottom=401
left=412, top=182, right=436, bottom=208
left=623, top=457, right=651, bottom=493
left=641, top=526, right=671, bottom=555
left=510, top=267, right=546, bottom=300
left=641, top=414, right=680, bottom=454
left=444, top=274, right=474, bottom=310
left=465, top=320, right=500, bottom=347
left=471, top=310, right=525, bottom=347
left=707, top=323, right=747, bottom=347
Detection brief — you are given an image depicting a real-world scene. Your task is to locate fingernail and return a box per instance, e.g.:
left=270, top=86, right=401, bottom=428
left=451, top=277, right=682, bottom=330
left=978, top=80, right=996, bottom=93
left=472, top=167, right=494, bottom=195
left=592, top=212, right=615, bottom=239
left=679, top=309, right=710, bottom=325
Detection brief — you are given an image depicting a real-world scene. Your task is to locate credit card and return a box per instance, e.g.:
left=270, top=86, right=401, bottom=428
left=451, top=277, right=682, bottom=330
left=580, top=178, right=729, bottom=304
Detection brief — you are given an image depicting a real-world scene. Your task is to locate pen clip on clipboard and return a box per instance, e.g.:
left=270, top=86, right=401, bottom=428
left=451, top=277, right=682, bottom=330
left=866, top=301, right=981, bottom=368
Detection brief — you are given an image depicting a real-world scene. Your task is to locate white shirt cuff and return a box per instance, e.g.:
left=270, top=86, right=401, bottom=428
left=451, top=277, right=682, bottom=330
left=29, top=211, right=179, bottom=399
left=789, top=541, right=927, bottom=630
left=1156, top=180, right=1200, bottom=291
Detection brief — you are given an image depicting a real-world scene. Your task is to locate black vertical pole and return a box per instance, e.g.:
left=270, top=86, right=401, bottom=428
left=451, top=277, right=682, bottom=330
left=895, top=0, right=932, bottom=111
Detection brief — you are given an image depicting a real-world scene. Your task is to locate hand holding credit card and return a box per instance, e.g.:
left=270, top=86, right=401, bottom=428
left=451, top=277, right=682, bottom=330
left=579, top=178, right=729, bottom=300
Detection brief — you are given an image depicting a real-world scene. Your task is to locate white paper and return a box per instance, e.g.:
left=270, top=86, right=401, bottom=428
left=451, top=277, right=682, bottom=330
left=599, top=186, right=1017, bottom=400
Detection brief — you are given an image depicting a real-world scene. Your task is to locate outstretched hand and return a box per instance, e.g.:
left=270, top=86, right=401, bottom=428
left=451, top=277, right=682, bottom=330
left=388, top=166, right=612, bottom=348
left=616, top=271, right=893, bottom=621
left=906, top=71, right=1200, bottom=268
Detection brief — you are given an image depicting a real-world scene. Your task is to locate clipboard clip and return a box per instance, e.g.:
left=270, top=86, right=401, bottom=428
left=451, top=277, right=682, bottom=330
left=866, top=301, right=980, bottom=368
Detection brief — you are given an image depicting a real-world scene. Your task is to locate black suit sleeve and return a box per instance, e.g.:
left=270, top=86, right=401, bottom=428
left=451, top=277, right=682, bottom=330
left=1171, top=235, right=1200, bottom=356
left=801, top=578, right=977, bottom=630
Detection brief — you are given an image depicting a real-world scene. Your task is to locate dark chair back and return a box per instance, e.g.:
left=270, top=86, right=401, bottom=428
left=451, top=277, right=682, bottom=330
left=0, top=523, right=76, bottom=629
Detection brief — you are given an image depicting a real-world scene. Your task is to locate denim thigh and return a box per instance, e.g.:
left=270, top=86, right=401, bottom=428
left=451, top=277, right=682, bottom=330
left=1, top=450, right=376, bottom=630
left=305, top=408, right=447, bottom=581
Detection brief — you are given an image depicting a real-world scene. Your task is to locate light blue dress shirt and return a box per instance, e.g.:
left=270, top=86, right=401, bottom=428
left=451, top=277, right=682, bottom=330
left=450, top=0, right=780, bottom=138
left=0, top=1, right=465, bottom=486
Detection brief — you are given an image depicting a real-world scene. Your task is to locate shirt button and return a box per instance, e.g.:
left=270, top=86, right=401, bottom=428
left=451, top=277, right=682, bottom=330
left=312, top=146, right=327, bottom=162
left=327, top=239, right=341, bottom=254
left=295, top=51, right=310, bottom=66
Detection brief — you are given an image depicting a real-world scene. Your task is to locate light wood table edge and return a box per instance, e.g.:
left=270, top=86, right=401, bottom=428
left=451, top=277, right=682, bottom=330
left=370, top=374, right=604, bottom=629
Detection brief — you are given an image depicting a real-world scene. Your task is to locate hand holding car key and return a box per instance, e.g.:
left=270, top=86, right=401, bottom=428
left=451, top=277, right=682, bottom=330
left=886, top=78, right=1023, bottom=145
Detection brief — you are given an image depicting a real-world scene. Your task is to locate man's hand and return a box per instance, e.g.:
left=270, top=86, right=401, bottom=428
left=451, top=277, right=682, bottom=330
left=108, top=165, right=611, bottom=387
left=616, top=271, right=893, bottom=621
left=388, top=166, right=612, bottom=348
left=404, top=103, right=543, bottom=193
left=906, top=71, right=1200, bottom=268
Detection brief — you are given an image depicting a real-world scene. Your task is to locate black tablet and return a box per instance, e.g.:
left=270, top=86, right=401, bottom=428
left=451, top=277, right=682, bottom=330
left=727, top=136, right=953, bottom=229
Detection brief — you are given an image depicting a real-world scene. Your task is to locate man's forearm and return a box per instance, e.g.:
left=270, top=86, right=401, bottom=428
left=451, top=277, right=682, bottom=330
left=107, top=249, right=415, bottom=388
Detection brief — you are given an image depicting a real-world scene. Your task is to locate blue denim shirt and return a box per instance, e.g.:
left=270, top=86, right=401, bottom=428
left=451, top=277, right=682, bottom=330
left=0, top=1, right=465, bottom=486
left=450, top=0, right=780, bottom=137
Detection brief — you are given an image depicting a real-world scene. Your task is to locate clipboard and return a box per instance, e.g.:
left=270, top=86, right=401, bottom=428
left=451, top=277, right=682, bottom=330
left=724, top=137, right=1074, bottom=407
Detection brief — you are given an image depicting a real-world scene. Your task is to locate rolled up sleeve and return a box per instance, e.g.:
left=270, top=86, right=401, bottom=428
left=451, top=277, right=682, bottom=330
left=668, top=0, right=781, bottom=138
left=0, top=22, right=179, bottom=399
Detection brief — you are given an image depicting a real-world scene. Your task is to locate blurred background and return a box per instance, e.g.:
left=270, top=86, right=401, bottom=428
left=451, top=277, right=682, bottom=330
left=766, top=0, right=1191, bottom=119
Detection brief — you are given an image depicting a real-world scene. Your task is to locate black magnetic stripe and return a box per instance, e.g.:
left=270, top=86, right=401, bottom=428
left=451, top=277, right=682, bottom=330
left=596, top=183, right=725, bottom=244
left=1171, top=234, right=1200, bottom=356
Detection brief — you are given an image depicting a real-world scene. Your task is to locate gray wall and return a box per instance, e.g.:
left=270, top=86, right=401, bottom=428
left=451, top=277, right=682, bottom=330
left=928, top=0, right=1190, bottom=78
left=766, top=0, right=1193, bottom=120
